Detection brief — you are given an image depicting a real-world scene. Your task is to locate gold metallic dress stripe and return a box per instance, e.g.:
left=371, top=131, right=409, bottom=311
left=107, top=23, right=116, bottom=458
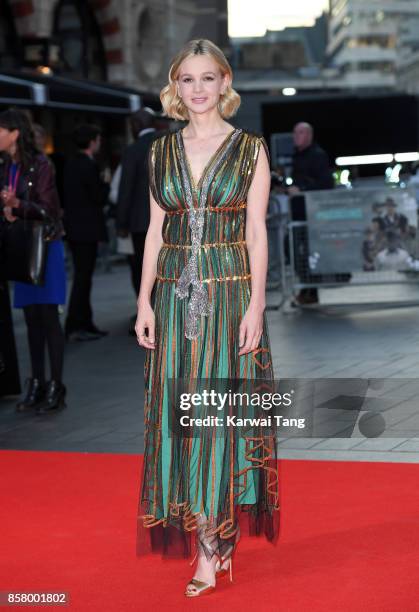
left=161, top=240, right=246, bottom=249
left=156, top=273, right=252, bottom=283
left=166, top=203, right=247, bottom=215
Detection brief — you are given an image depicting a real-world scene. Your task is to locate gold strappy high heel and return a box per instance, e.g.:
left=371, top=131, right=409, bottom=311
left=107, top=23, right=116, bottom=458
left=215, top=526, right=240, bottom=581
left=185, top=514, right=236, bottom=597
left=184, top=553, right=232, bottom=596
left=215, top=549, right=234, bottom=581
left=186, top=551, right=217, bottom=597
left=185, top=578, right=216, bottom=598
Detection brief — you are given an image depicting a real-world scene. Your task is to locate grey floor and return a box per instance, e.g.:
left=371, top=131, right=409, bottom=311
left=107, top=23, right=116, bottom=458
left=1, top=262, right=419, bottom=464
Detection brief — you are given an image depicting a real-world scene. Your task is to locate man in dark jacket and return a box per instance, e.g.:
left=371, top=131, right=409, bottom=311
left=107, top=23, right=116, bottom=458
left=290, top=122, right=335, bottom=195
left=288, top=123, right=336, bottom=304
left=63, top=125, right=109, bottom=341
left=116, top=108, right=158, bottom=300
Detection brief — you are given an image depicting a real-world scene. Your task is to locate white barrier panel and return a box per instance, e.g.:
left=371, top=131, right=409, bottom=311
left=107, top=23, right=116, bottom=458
left=305, top=188, right=418, bottom=275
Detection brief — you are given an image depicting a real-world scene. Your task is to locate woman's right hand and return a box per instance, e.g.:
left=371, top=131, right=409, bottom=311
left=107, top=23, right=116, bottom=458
left=1, top=189, right=19, bottom=222
left=135, top=302, right=156, bottom=349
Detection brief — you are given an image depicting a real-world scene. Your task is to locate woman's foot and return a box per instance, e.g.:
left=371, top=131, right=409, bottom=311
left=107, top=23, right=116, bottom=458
left=36, top=380, right=67, bottom=414
left=16, top=378, right=46, bottom=412
left=185, top=553, right=218, bottom=597
left=215, top=526, right=240, bottom=579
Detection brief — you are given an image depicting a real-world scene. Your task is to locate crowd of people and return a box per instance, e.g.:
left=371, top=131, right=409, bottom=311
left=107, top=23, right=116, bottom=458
left=362, top=198, right=416, bottom=272
left=0, top=106, right=333, bottom=412
left=0, top=107, right=171, bottom=412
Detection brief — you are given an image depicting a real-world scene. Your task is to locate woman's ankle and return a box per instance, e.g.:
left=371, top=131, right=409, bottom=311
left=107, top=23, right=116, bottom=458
left=193, top=552, right=217, bottom=580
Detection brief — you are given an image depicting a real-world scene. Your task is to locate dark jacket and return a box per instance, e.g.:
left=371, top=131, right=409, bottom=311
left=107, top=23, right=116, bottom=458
left=292, top=143, right=335, bottom=191
left=63, top=152, right=109, bottom=242
left=116, top=130, right=161, bottom=234
left=381, top=213, right=408, bottom=234
left=0, top=154, right=63, bottom=238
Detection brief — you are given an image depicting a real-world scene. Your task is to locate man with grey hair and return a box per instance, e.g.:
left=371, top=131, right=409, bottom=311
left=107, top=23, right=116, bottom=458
left=289, top=122, right=334, bottom=194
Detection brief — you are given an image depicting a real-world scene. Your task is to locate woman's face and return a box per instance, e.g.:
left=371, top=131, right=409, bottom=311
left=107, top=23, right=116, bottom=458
left=177, top=54, right=229, bottom=117
left=0, top=127, right=18, bottom=153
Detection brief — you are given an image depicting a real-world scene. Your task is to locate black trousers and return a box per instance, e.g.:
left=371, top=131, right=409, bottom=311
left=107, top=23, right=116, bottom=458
left=127, top=232, right=147, bottom=297
left=66, top=241, right=98, bottom=333
left=23, top=304, right=65, bottom=382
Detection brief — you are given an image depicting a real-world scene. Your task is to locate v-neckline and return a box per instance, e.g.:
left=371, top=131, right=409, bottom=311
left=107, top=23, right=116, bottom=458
left=178, top=127, right=238, bottom=192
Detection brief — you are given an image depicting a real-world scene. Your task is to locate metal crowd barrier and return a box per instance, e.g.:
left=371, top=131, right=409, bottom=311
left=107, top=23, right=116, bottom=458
left=282, top=216, right=419, bottom=311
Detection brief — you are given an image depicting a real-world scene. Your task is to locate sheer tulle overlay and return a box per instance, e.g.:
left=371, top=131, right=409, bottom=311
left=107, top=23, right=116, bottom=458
left=136, top=128, right=280, bottom=559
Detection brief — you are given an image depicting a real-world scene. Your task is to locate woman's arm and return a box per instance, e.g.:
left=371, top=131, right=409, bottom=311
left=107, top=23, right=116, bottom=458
left=135, top=189, right=166, bottom=349
left=14, top=157, right=61, bottom=221
left=239, top=141, right=271, bottom=355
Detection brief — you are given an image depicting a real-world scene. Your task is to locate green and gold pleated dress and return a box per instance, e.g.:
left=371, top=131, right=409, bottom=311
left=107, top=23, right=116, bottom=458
left=136, top=127, right=280, bottom=560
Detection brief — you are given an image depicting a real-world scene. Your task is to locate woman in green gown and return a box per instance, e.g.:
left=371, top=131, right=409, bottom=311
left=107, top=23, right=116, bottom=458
left=135, top=38, right=280, bottom=597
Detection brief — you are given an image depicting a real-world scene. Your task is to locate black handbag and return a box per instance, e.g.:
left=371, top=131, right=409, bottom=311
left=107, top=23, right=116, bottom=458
left=0, top=217, right=51, bottom=285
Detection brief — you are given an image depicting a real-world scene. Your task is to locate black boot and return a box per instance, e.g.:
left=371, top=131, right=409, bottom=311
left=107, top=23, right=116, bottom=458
left=16, top=378, right=46, bottom=412
left=36, top=380, right=67, bottom=414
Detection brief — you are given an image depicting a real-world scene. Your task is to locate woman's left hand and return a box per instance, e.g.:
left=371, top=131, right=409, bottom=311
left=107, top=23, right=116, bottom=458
left=238, top=303, right=264, bottom=355
left=3, top=206, right=18, bottom=222
left=1, top=190, right=20, bottom=208
left=2, top=194, right=19, bottom=222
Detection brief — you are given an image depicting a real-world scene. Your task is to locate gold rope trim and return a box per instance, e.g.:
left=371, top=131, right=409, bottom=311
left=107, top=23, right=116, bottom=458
left=139, top=514, right=168, bottom=528
left=233, top=436, right=280, bottom=510
left=251, top=348, right=272, bottom=371
left=166, top=203, right=247, bottom=215
left=139, top=435, right=280, bottom=536
left=156, top=273, right=251, bottom=283
left=168, top=501, right=201, bottom=531
left=182, top=437, right=280, bottom=539
left=161, top=240, right=246, bottom=249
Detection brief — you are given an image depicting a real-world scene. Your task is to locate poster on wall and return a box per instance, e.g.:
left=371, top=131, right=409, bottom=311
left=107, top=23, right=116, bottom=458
left=304, top=188, right=419, bottom=275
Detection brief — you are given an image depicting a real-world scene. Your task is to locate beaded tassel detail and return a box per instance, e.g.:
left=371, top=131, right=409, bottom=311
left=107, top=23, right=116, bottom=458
left=174, top=205, right=213, bottom=338
left=175, top=128, right=242, bottom=340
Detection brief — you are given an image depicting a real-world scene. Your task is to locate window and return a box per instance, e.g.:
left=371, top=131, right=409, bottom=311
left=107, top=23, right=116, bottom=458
left=53, top=0, right=106, bottom=80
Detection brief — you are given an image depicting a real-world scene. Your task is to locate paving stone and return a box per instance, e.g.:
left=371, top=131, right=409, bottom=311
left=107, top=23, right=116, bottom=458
left=277, top=449, right=419, bottom=463
left=277, top=437, right=326, bottom=449
left=311, top=438, right=366, bottom=450
left=350, top=438, right=410, bottom=451
left=1, top=264, right=419, bottom=462
left=391, top=439, right=419, bottom=452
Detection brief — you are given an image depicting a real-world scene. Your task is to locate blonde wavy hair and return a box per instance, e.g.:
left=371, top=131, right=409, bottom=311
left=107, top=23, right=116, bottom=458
left=160, top=39, right=241, bottom=121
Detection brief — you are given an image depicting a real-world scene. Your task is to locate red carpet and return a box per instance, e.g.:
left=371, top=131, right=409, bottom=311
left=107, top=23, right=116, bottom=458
left=1, top=451, right=419, bottom=611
